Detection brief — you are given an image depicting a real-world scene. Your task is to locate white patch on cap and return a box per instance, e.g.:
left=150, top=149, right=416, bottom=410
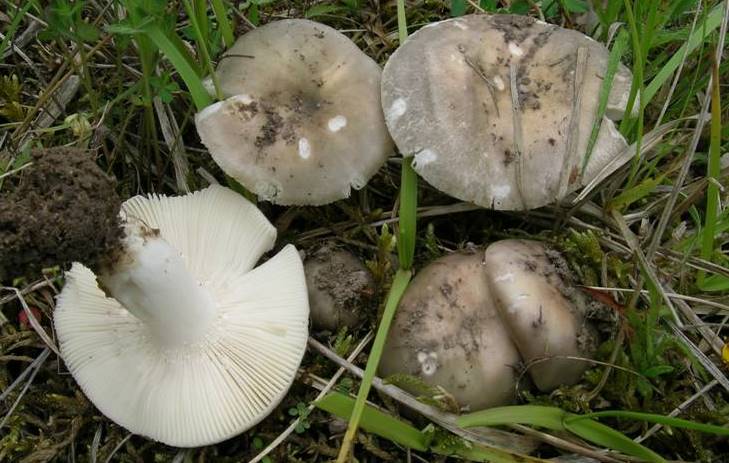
left=298, top=138, right=311, bottom=159
left=493, top=272, right=514, bottom=283
left=492, top=75, right=505, bottom=91
left=491, top=184, right=511, bottom=199
left=453, top=20, right=468, bottom=30
left=508, top=42, right=524, bottom=57
left=388, top=98, right=407, bottom=122
left=482, top=151, right=490, bottom=160
left=417, top=351, right=438, bottom=377
left=413, top=149, right=437, bottom=168
left=327, top=115, right=347, bottom=132
left=230, top=94, right=253, bottom=105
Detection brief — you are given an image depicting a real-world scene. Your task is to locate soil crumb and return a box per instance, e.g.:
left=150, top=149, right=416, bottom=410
left=0, top=147, right=123, bottom=281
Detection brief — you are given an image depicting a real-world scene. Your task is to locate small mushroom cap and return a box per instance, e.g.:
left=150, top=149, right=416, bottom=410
left=54, top=186, right=309, bottom=447
left=195, top=19, right=393, bottom=205
left=380, top=251, right=520, bottom=410
left=304, top=244, right=375, bottom=332
left=483, top=239, right=596, bottom=391
left=382, top=14, right=634, bottom=209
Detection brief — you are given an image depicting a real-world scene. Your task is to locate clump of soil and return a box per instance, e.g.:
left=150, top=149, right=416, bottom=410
left=0, top=147, right=123, bottom=282
left=304, top=243, right=376, bottom=331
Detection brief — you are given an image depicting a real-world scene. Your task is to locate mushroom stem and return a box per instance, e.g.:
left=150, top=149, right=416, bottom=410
left=99, top=221, right=217, bottom=347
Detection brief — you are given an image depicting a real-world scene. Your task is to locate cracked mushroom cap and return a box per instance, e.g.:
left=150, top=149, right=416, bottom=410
left=195, top=19, right=392, bottom=206
left=54, top=185, right=309, bottom=447
left=381, top=14, right=635, bottom=210
left=483, top=239, right=597, bottom=391
left=380, top=251, right=520, bottom=410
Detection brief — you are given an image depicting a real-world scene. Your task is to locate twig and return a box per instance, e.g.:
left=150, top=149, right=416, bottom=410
left=1, top=287, right=62, bottom=357
left=0, top=348, right=50, bottom=430
left=509, top=62, right=528, bottom=209
left=635, top=379, right=718, bottom=443
left=558, top=47, right=589, bottom=199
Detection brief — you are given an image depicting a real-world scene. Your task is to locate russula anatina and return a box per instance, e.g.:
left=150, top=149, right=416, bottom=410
left=381, top=14, right=635, bottom=209
left=54, top=185, right=309, bottom=447
left=195, top=19, right=393, bottom=206
left=379, top=251, right=521, bottom=410
left=380, top=241, right=596, bottom=410
left=483, top=239, right=597, bottom=392
left=304, top=243, right=376, bottom=332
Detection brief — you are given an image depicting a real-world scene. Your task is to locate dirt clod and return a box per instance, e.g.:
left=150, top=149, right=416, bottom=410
left=304, top=243, right=376, bottom=331
left=0, top=147, right=122, bottom=281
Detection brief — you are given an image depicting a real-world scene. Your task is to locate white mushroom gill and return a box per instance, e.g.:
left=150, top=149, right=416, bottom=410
left=55, top=185, right=309, bottom=447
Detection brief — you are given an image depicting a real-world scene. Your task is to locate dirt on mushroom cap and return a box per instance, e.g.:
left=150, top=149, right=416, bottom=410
left=381, top=14, right=633, bottom=210
left=195, top=19, right=393, bottom=206
left=380, top=250, right=521, bottom=410
left=0, top=147, right=122, bottom=281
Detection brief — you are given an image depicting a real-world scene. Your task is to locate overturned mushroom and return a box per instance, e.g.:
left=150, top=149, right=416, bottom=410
left=483, top=239, right=597, bottom=391
left=304, top=243, right=376, bottom=332
left=195, top=19, right=392, bottom=205
left=381, top=14, right=635, bottom=209
left=379, top=251, right=521, bottom=410
left=55, top=185, right=309, bottom=447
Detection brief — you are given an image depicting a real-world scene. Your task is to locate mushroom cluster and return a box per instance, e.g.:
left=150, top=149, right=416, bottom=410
left=195, top=19, right=393, bottom=206
left=381, top=14, right=635, bottom=209
left=55, top=185, right=309, bottom=447
left=380, top=240, right=597, bottom=410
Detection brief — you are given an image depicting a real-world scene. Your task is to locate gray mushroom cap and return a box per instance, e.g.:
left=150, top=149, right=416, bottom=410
left=380, top=251, right=520, bottom=410
left=195, top=19, right=393, bottom=206
left=483, top=239, right=597, bottom=391
left=381, top=14, right=635, bottom=210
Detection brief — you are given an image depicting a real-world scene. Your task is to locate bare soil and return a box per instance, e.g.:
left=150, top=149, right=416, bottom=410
left=0, top=147, right=122, bottom=281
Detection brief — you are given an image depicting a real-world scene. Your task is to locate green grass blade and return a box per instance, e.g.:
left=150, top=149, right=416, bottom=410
left=567, top=411, right=729, bottom=436
left=457, top=405, right=567, bottom=431
left=563, top=418, right=665, bottom=463
left=210, top=0, right=234, bottom=48
left=398, top=158, right=417, bottom=270
left=607, top=173, right=667, bottom=211
left=582, top=29, right=629, bottom=173
left=316, top=392, right=429, bottom=451
left=643, top=3, right=724, bottom=107
left=181, top=0, right=223, bottom=100
left=141, top=25, right=212, bottom=111
left=459, top=406, right=666, bottom=463
left=697, top=57, right=722, bottom=286
left=335, top=269, right=412, bottom=462
left=335, top=3, right=414, bottom=460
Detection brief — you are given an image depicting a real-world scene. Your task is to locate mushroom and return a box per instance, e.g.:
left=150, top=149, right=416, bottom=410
left=483, top=239, right=597, bottom=391
left=381, top=14, right=635, bottom=210
left=379, top=251, right=521, bottom=410
left=54, top=185, right=309, bottom=447
left=304, top=243, right=376, bottom=332
left=195, top=19, right=393, bottom=205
